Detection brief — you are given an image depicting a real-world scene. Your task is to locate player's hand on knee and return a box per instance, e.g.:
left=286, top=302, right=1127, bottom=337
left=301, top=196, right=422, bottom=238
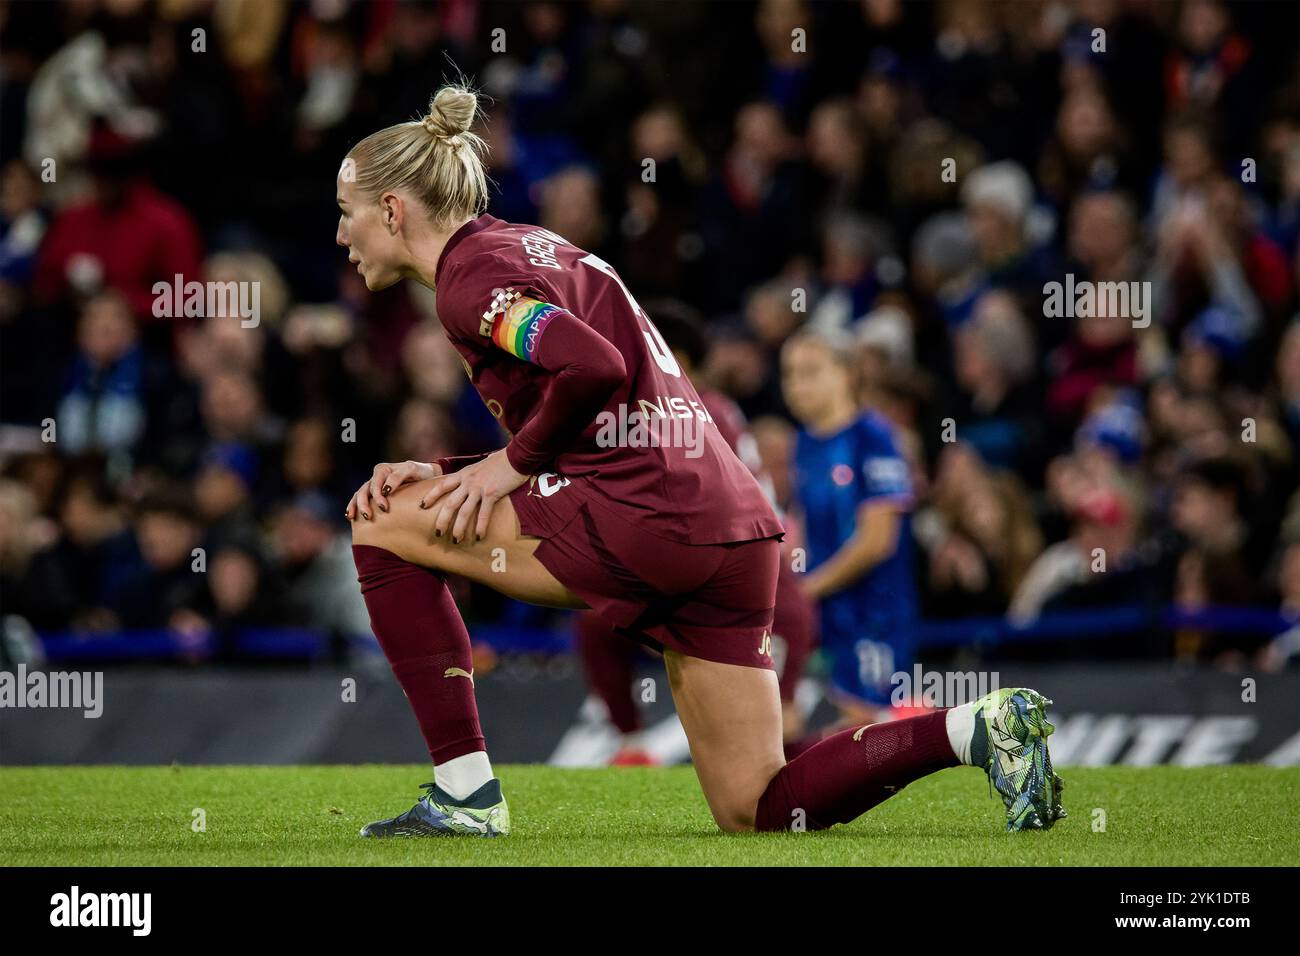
left=347, top=460, right=439, bottom=521
left=374, top=460, right=439, bottom=512
left=418, top=470, right=462, bottom=517
left=450, top=487, right=482, bottom=545
left=426, top=480, right=470, bottom=541
left=420, top=451, right=525, bottom=543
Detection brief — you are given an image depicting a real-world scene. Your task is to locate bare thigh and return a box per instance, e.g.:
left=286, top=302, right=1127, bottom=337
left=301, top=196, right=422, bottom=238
left=351, top=478, right=587, bottom=609
left=664, top=649, right=786, bottom=832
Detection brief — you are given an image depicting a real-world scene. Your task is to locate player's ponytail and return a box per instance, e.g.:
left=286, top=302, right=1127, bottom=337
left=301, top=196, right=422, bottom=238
left=346, top=83, right=490, bottom=231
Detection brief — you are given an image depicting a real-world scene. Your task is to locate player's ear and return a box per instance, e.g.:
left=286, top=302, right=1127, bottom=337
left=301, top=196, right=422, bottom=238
left=380, top=191, right=403, bottom=233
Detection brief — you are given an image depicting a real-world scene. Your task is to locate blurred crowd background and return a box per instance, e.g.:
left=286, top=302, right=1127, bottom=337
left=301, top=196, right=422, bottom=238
left=1, top=0, right=1299, bottom=670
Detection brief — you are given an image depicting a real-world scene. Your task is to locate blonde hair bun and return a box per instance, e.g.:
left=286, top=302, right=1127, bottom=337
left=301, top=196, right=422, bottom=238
left=346, top=81, right=489, bottom=231
left=422, top=87, right=478, bottom=141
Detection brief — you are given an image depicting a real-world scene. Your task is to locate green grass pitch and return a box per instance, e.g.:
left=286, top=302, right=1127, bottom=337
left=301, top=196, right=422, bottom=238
left=2, top=765, right=1296, bottom=866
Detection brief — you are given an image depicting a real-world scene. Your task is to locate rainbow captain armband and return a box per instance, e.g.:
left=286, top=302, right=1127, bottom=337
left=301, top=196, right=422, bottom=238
left=488, top=293, right=569, bottom=363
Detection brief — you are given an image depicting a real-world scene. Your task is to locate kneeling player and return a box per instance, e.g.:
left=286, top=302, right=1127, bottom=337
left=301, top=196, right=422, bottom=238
left=338, top=85, right=1065, bottom=836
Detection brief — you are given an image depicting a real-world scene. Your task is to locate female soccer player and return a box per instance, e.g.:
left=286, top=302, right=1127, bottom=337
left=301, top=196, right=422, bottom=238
left=340, top=84, right=1064, bottom=836
left=781, top=328, right=919, bottom=727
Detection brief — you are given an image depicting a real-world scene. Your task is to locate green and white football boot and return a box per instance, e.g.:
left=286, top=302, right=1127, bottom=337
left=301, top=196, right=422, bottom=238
left=359, top=779, right=510, bottom=838
left=969, top=687, right=1066, bottom=832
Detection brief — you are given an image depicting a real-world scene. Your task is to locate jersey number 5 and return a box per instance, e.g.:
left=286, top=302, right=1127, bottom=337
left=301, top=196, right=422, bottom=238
left=579, top=253, right=681, bottom=378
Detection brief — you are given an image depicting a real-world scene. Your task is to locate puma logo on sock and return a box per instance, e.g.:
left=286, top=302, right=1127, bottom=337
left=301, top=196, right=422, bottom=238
left=444, top=667, right=475, bottom=685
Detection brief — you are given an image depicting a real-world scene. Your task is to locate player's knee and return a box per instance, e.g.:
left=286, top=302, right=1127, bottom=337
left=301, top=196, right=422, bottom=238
left=713, top=814, right=755, bottom=834
left=350, top=512, right=383, bottom=547
left=710, top=779, right=775, bottom=833
left=350, top=496, right=456, bottom=575
left=350, top=506, right=406, bottom=553
left=711, top=802, right=757, bottom=833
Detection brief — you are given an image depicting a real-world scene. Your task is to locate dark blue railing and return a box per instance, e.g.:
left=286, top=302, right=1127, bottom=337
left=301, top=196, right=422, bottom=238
left=31, top=605, right=1295, bottom=663
left=915, top=605, right=1295, bottom=648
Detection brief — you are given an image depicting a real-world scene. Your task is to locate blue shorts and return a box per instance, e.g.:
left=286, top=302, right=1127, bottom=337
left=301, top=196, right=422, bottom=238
left=820, top=612, right=916, bottom=708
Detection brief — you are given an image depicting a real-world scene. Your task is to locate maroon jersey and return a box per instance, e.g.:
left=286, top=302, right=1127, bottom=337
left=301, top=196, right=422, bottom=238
left=433, top=215, right=784, bottom=546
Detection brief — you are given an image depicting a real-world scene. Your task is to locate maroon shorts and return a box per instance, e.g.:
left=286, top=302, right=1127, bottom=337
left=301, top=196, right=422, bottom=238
left=511, top=479, right=780, bottom=670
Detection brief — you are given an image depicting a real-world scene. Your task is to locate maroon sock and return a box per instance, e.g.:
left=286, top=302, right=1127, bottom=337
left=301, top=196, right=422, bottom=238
left=755, top=710, right=959, bottom=832
left=353, top=544, right=485, bottom=764
left=574, top=612, right=641, bottom=734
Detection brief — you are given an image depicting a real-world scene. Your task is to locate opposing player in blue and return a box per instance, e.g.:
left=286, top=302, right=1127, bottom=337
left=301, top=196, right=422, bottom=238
left=782, top=328, right=919, bottom=724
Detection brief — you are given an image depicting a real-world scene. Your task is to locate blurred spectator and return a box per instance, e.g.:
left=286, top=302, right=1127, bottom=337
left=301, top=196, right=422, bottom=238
left=195, top=539, right=288, bottom=659
left=915, top=443, right=1042, bottom=618
left=1165, top=0, right=1259, bottom=145
left=194, top=442, right=259, bottom=542
left=1067, top=190, right=1142, bottom=286
left=961, top=159, right=1057, bottom=312
left=1009, top=484, right=1155, bottom=634
left=1172, top=544, right=1257, bottom=665
left=0, top=159, right=48, bottom=309
left=538, top=165, right=609, bottom=256
left=911, top=210, right=985, bottom=329
left=807, top=212, right=893, bottom=332
left=699, top=101, right=809, bottom=308
left=200, top=369, right=280, bottom=453
left=278, top=416, right=339, bottom=499
left=853, top=303, right=916, bottom=411
left=618, top=104, right=706, bottom=298
left=1038, top=85, right=1135, bottom=214
left=104, top=486, right=206, bottom=631
left=269, top=491, right=371, bottom=642
left=49, top=467, right=133, bottom=630
left=945, top=290, right=1043, bottom=473
left=32, top=125, right=202, bottom=321
left=1149, top=111, right=1221, bottom=228
left=0, top=479, right=69, bottom=631
left=1045, top=309, right=1138, bottom=432
left=21, top=3, right=161, bottom=183
left=56, top=290, right=147, bottom=455
left=390, top=398, right=458, bottom=465
left=806, top=97, right=875, bottom=222
left=1170, top=455, right=1271, bottom=581
left=753, top=0, right=821, bottom=124
left=1260, top=535, right=1300, bottom=671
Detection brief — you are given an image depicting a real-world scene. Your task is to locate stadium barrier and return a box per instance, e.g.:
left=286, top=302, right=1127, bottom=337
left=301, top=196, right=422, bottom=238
left=21, top=604, right=1299, bottom=664
left=3, top=659, right=1295, bottom=766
